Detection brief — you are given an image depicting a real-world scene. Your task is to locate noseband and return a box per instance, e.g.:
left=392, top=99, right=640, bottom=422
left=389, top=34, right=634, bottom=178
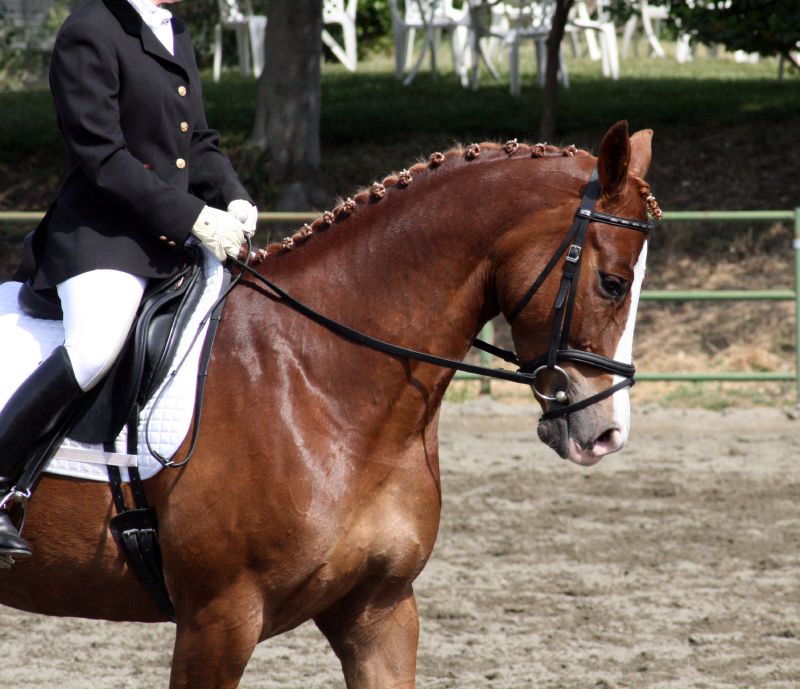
left=501, top=168, right=653, bottom=419
left=233, top=168, right=653, bottom=421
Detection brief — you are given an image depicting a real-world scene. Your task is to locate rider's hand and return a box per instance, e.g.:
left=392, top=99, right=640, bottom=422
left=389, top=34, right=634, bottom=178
left=227, top=199, right=258, bottom=238
left=191, top=206, right=246, bottom=261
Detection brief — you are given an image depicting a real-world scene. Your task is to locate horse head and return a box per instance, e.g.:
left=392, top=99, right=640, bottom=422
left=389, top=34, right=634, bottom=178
left=495, top=121, right=657, bottom=465
left=243, top=121, right=657, bottom=466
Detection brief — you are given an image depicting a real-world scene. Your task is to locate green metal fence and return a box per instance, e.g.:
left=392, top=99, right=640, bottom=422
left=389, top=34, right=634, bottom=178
left=468, top=209, right=800, bottom=400
left=638, top=209, right=799, bottom=400
left=2, top=208, right=799, bottom=399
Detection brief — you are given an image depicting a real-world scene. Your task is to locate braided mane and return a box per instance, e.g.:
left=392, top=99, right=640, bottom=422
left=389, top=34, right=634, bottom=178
left=252, top=140, right=660, bottom=264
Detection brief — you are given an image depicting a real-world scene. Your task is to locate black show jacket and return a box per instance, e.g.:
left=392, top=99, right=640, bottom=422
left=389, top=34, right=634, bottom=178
left=21, top=0, right=252, bottom=289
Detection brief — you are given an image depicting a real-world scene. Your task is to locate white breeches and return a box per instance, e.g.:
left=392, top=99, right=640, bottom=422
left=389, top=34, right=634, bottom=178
left=57, top=270, right=147, bottom=391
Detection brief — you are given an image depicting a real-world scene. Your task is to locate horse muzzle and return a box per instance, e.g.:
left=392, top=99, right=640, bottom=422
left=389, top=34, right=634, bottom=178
left=537, top=406, right=626, bottom=466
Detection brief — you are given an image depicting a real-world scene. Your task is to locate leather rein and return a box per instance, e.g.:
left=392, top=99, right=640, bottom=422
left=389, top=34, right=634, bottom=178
left=232, top=168, right=654, bottom=420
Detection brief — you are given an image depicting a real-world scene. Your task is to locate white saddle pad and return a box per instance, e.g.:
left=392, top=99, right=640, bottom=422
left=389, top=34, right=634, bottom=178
left=0, top=247, right=225, bottom=482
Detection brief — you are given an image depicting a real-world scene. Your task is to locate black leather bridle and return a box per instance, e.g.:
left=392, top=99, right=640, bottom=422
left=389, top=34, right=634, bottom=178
left=234, top=168, right=654, bottom=420
left=501, top=168, right=653, bottom=419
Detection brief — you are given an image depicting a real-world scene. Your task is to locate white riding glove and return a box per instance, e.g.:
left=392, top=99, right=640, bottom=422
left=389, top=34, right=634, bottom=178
left=227, top=199, right=258, bottom=238
left=191, top=206, right=246, bottom=261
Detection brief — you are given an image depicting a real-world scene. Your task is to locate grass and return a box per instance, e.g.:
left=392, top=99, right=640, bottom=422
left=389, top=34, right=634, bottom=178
left=159, top=52, right=800, bottom=150
left=637, top=380, right=798, bottom=410
left=1, top=45, right=797, bottom=161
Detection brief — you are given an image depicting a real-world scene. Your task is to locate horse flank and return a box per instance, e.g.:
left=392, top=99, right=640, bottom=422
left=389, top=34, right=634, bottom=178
left=253, top=140, right=660, bottom=264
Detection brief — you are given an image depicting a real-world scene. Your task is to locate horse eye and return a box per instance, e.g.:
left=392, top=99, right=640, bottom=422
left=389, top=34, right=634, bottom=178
left=598, top=272, right=629, bottom=300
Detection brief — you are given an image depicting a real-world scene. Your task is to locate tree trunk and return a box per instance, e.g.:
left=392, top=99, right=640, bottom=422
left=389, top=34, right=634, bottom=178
left=538, top=0, right=573, bottom=142
left=250, top=0, right=328, bottom=210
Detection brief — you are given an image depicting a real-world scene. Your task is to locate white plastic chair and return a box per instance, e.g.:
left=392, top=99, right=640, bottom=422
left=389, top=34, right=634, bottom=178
left=461, top=0, right=505, bottom=89
left=485, top=0, right=568, bottom=95
left=567, top=0, right=619, bottom=79
left=621, top=1, right=692, bottom=62
left=322, top=0, right=359, bottom=72
left=213, top=0, right=267, bottom=82
left=389, top=0, right=470, bottom=85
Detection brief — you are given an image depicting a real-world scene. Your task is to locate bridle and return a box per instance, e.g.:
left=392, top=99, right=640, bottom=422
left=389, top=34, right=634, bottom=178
left=502, top=167, right=653, bottom=419
left=233, top=168, right=654, bottom=420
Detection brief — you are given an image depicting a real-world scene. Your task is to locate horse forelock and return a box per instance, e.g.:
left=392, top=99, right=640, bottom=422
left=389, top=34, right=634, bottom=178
left=252, top=141, right=596, bottom=263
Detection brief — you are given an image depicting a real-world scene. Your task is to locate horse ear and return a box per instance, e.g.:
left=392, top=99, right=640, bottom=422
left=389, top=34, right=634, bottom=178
left=628, top=129, right=654, bottom=179
left=597, top=120, right=630, bottom=201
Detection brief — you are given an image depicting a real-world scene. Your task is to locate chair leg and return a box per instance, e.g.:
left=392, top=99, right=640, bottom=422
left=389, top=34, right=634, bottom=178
left=642, top=7, right=666, bottom=58
left=213, top=23, right=223, bottom=82
left=676, top=33, right=692, bottom=63
left=559, top=47, right=569, bottom=88
left=393, top=24, right=406, bottom=79
left=430, top=28, right=440, bottom=76
left=583, top=28, right=601, bottom=60
left=535, top=39, right=546, bottom=88
left=597, top=25, right=619, bottom=79
left=405, top=28, right=416, bottom=72
left=235, top=25, right=251, bottom=77
left=248, top=17, right=267, bottom=78
left=451, top=24, right=469, bottom=87
left=344, top=19, right=357, bottom=71
left=322, top=20, right=358, bottom=72
left=621, top=15, right=638, bottom=59
left=509, top=40, right=521, bottom=96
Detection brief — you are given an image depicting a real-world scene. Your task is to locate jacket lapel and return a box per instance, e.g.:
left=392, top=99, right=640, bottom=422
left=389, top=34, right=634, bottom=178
left=101, top=0, right=189, bottom=77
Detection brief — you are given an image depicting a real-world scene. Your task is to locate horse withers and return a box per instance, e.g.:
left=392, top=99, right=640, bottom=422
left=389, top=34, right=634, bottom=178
left=0, top=121, right=658, bottom=688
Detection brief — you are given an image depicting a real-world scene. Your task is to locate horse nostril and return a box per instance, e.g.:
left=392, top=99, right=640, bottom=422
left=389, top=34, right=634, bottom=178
left=589, top=427, right=623, bottom=456
left=597, top=428, right=616, bottom=445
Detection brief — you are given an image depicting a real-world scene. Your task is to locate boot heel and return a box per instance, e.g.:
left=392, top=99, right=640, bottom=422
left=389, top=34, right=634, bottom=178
left=0, top=510, right=32, bottom=558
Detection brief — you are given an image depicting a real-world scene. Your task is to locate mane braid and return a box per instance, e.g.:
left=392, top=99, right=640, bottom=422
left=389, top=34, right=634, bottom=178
left=252, top=141, right=592, bottom=263
left=631, top=175, right=663, bottom=220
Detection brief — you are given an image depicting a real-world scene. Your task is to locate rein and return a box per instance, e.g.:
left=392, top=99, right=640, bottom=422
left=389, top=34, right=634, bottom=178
left=233, top=168, right=653, bottom=420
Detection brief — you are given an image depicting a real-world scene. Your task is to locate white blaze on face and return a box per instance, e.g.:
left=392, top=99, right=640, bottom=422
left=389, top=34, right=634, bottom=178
left=611, top=241, right=648, bottom=442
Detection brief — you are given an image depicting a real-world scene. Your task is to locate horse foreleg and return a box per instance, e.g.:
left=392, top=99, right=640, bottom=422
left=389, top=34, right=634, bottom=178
left=315, top=585, right=419, bottom=689
left=168, top=596, right=262, bottom=689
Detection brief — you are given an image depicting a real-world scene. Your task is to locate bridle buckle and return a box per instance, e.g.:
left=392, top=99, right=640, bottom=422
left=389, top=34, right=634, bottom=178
left=565, top=244, right=582, bottom=263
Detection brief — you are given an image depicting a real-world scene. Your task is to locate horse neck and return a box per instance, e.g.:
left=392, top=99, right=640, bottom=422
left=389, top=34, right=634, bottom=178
left=253, top=153, right=588, bottom=425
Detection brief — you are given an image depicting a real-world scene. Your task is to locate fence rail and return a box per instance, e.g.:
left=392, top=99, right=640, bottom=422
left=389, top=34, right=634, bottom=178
left=2, top=208, right=799, bottom=399
left=465, top=208, right=800, bottom=400
left=638, top=208, right=800, bottom=400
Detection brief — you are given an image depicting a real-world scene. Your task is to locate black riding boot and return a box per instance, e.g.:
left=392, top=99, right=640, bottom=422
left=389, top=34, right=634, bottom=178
left=0, top=346, right=85, bottom=557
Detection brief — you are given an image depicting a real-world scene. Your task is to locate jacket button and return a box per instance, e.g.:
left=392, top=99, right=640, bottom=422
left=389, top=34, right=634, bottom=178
left=168, top=240, right=176, bottom=247
left=159, top=235, right=167, bottom=242
left=176, top=158, right=186, bottom=169
left=180, top=121, right=189, bottom=133
left=177, top=85, right=187, bottom=96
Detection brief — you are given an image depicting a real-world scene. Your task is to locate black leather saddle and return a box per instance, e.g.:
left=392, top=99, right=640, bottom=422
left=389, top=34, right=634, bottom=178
left=17, top=245, right=208, bottom=444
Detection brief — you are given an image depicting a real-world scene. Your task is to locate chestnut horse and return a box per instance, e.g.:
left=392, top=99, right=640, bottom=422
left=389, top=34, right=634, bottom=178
left=0, top=122, right=657, bottom=688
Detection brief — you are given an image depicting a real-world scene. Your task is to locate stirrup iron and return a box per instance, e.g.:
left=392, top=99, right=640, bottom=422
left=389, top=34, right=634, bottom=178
left=0, top=487, right=32, bottom=511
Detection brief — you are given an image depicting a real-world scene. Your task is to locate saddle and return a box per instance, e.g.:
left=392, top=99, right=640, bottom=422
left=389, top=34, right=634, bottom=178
left=15, top=245, right=214, bottom=619
left=18, top=245, right=207, bottom=444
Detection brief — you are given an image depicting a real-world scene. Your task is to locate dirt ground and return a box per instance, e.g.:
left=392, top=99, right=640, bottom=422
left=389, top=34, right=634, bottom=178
left=1, top=399, right=798, bottom=688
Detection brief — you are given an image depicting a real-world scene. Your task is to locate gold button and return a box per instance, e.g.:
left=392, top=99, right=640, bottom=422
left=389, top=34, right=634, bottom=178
left=159, top=235, right=167, bottom=241
left=180, top=121, right=189, bottom=133
left=176, top=158, right=186, bottom=169
left=177, top=85, right=187, bottom=96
